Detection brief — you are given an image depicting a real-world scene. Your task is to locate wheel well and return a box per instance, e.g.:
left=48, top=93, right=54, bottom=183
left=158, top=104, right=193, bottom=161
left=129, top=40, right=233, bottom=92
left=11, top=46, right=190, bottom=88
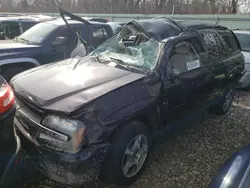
left=107, top=113, right=156, bottom=143
left=1, top=62, right=37, bottom=71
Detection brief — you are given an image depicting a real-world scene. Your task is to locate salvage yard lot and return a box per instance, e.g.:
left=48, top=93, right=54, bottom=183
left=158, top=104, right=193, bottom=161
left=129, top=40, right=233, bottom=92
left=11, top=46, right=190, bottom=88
left=23, top=90, right=250, bottom=188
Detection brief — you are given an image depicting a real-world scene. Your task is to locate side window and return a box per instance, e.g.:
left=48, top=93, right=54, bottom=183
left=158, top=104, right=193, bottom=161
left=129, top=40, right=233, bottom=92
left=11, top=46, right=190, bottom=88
left=51, top=27, right=77, bottom=50
left=219, top=30, right=240, bottom=55
left=169, top=40, right=201, bottom=75
left=72, top=27, right=83, bottom=37
left=0, top=22, right=20, bottom=39
left=200, top=31, right=227, bottom=61
left=92, top=26, right=109, bottom=47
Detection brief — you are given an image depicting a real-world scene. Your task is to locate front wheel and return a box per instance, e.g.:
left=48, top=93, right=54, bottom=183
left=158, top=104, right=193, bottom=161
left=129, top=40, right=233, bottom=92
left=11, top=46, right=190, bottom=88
left=211, top=88, right=234, bottom=115
left=100, top=121, right=152, bottom=186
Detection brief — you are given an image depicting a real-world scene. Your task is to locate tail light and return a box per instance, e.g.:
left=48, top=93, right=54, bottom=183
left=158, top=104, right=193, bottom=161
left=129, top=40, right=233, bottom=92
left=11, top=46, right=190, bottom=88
left=0, top=83, right=14, bottom=113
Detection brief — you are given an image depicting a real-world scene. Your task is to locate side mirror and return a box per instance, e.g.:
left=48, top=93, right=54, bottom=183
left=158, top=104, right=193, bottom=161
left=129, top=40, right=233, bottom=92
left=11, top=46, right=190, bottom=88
left=52, top=37, right=66, bottom=46
left=209, top=145, right=250, bottom=188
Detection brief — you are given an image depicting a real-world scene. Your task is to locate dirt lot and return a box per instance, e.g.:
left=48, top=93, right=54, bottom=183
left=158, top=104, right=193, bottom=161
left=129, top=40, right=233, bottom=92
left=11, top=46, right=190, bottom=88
left=22, top=90, right=250, bottom=188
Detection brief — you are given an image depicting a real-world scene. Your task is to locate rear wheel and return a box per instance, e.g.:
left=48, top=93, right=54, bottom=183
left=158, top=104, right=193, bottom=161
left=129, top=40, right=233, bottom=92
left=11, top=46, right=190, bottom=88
left=211, top=87, right=234, bottom=115
left=100, top=121, right=152, bottom=186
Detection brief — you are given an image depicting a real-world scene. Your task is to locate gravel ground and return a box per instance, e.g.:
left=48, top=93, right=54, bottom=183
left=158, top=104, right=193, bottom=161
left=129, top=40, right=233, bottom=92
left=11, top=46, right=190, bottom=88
left=21, top=90, right=250, bottom=188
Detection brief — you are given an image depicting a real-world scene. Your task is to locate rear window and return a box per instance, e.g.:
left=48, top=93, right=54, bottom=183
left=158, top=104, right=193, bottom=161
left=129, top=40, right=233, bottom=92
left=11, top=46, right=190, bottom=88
left=219, top=30, right=240, bottom=55
left=200, top=31, right=227, bottom=61
left=235, top=33, right=250, bottom=52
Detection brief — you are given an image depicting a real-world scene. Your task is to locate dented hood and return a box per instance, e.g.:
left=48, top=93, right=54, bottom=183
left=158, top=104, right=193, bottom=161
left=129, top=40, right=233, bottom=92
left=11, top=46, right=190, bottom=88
left=11, top=57, right=145, bottom=113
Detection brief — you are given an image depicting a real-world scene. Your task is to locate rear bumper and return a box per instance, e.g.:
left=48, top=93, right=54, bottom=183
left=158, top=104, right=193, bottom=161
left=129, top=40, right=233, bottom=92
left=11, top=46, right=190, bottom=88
left=14, top=121, right=110, bottom=185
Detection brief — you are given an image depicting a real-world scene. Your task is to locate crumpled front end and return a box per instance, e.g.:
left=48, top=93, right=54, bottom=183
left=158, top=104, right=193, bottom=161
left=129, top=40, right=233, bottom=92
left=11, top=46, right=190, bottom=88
left=13, top=96, right=111, bottom=185
left=14, top=121, right=110, bottom=185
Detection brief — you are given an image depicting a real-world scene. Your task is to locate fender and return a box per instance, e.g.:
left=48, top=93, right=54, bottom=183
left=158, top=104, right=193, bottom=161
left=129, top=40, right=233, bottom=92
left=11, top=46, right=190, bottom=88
left=0, top=58, right=40, bottom=67
left=103, top=97, right=161, bottom=131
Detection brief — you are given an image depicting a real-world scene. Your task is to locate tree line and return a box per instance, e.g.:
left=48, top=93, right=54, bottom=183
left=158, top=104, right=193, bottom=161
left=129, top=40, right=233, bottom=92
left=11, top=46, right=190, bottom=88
left=0, top=0, right=247, bottom=14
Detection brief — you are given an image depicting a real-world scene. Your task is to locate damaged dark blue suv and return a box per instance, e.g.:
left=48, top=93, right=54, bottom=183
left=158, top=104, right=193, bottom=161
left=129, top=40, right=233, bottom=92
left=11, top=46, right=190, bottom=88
left=11, top=17, right=245, bottom=186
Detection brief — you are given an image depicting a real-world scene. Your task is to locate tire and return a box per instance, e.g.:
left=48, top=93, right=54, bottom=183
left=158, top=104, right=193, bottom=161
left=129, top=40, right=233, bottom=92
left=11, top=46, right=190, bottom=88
left=100, top=121, right=152, bottom=186
left=1, top=66, right=26, bottom=82
left=211, top=87, right=234, bottom=115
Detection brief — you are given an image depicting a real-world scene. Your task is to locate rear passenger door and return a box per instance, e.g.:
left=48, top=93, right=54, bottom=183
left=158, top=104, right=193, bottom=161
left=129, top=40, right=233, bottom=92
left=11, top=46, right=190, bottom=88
left=218, top=30, right=244, bottom=83
left=200, top=30, right=243, bottom=92
left=199, top=30, right=231, bottom=92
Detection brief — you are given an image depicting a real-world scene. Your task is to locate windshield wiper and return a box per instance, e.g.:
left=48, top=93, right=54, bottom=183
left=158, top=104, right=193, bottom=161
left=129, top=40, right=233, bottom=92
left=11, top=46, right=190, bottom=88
left=109, top=57, right=132, bottom=71
left=110, top=57, right=148, bottom=74
left=18, top=37, right=30, bottom=44
left=95, top=54, right=102, bottom=64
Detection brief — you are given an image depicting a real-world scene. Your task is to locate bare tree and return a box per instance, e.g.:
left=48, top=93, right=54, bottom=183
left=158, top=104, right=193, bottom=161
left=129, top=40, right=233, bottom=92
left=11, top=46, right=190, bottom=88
left=0, top=0, right=247, bottom=14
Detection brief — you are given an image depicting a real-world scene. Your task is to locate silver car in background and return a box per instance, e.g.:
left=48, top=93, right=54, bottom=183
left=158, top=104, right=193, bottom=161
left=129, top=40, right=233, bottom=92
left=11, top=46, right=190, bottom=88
left=234, top=30, right=250, bottom=90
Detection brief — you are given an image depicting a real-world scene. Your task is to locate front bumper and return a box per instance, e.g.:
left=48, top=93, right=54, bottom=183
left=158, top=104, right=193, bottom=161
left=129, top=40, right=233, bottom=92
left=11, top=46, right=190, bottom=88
left=14, top=120, right=110, bottom=186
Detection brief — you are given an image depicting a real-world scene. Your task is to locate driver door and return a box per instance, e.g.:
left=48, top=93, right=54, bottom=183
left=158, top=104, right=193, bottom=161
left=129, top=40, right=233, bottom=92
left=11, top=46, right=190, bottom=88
left=162, top=35, right=214, bottom=124
left=44, top=26, right=78, bottom=63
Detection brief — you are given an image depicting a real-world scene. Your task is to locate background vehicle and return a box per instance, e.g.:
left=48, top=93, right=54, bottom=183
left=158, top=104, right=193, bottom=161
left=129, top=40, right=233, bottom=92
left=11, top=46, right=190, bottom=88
left=107, top=21, right=125, bottom=34
left=233, top=30, right=250, bottom=90
left=0, top=17, right=113, bottom=81
left=209, top=145, right=250, bottom=188
left=0, top=14, right=53, bottom=40
left=11, top=17, right=244, bottom=186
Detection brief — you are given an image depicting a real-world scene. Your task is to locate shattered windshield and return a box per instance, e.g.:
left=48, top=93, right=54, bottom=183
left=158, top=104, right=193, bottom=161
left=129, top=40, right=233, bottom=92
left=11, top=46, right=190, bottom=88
left=90, top=23, right=161, bottom=72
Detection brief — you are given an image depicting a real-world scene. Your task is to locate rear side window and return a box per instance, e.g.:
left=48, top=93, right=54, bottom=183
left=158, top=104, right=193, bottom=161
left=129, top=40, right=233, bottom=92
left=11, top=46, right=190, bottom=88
left=235, top=33, right=250, bottom=52
left=219, top=30, right=239, bottom=55
left=200, top=31, right=227, bottom=61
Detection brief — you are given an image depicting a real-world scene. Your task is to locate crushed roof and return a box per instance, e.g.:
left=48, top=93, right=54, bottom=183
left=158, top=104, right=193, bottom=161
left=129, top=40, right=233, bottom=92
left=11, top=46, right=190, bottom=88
left=128, top=17, right=228, bottom=41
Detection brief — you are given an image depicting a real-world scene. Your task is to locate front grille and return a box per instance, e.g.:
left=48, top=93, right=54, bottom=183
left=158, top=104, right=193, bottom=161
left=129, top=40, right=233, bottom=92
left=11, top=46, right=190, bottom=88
left=14, top=107, right=70, bottom=153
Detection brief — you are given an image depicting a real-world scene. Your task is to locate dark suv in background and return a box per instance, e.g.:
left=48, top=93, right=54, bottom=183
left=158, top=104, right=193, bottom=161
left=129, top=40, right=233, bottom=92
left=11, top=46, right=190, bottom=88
left=0, top=14, right=53, bottom=40
left=0, top=16, right=113, bottom=81
left=11, top=18, right=244, bottom=186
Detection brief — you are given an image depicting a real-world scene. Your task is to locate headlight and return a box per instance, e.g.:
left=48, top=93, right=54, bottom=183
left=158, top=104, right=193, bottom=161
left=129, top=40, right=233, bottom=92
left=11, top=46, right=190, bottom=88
left=41, top=115, right=86, bottom=153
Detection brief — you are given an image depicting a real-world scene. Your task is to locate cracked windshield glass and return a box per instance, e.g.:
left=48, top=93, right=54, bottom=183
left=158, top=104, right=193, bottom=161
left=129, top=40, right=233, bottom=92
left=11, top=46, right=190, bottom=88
left=1, top=1, right=250, bottom=188
left=91, top=24, right=161, bottom=72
